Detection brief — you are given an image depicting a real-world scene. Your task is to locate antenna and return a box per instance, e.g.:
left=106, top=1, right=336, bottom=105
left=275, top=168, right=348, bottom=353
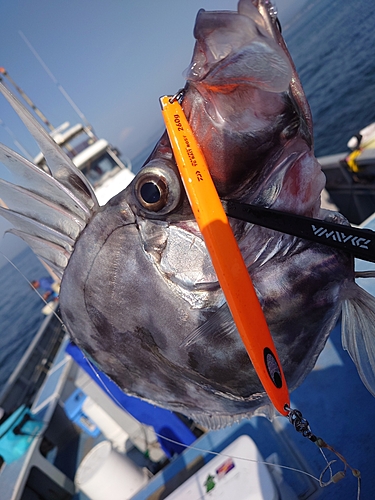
left=19, top=31, right=97, bottom=140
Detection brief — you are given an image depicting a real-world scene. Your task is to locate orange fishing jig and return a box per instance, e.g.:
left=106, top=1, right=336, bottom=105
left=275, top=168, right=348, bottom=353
left=160, top=93, right=290, bottom=416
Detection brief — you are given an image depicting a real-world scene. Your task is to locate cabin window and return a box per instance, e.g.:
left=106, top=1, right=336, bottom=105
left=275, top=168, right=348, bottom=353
left=81, top=152, right=119, bottom=187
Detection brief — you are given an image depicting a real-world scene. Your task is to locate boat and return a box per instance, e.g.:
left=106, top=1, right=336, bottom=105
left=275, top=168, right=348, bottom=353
left=32, top=120, right=134, bottom=207
left=1, top=210, right=375, bottom=499
left=319, top=124, right=375, bottom=225
left=0, top=68, right=134, bottom=207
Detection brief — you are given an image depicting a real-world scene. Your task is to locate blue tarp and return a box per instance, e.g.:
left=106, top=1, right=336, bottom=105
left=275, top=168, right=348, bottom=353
left=0, top=405, right=43, bottom=464
left=65, top=342, right=196, bottom=458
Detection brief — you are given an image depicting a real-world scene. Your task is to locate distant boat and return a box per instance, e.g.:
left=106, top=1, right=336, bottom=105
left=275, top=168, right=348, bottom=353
left=0, top=68, right=134, bottom=206
left=32, top=119, right=134, bottom=206
left=319, top=123, right=375, bottom=224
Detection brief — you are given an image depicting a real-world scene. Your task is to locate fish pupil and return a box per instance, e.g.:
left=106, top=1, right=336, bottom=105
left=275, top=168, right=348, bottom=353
left=140, top=181, right=161, bottom=204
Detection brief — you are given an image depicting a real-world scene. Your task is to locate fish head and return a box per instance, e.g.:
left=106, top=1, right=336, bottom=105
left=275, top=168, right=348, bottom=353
left=61, top=138, right=243, bottom=425
left=60, top=129, right=223, bottom=372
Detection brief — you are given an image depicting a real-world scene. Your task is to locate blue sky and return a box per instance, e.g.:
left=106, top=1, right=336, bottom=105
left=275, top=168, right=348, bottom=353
left=0, top=0, right=301, bottom=259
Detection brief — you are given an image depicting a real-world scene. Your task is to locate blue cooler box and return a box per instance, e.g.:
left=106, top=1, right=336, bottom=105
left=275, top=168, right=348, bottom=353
left=64, top=388, right=100, bottom=437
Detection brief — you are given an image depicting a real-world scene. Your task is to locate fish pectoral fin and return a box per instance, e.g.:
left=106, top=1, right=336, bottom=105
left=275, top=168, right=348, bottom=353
left=0, top=82, right=100, bottom=276
left=180, top=303, right=236, bottom=348
left=342, top=284, right=375, bottom=397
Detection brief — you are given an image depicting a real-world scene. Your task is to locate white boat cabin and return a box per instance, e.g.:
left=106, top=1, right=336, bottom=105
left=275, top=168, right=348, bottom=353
left=33, top=121, right=134, bottom=205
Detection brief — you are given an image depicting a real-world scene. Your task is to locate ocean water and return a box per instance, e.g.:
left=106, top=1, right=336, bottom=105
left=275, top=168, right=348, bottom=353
left=283, top=0, right=375, bottom=157
left=0, top=248, right=47, bottom=392
left=0, top=0, right=375, bottom=393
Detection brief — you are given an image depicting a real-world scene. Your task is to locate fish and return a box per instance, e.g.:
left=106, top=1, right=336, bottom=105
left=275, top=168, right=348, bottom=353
left=1, top=0, right=375, bottom=430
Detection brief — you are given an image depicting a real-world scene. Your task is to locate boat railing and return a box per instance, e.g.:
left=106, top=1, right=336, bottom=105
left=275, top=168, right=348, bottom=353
left=0, top=335, right=76, bottom=500
left=0, top=307, right=65, bottom=418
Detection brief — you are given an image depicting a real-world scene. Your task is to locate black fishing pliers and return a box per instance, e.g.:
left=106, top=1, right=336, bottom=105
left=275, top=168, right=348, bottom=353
left=222, top=199, right=375, bottom=263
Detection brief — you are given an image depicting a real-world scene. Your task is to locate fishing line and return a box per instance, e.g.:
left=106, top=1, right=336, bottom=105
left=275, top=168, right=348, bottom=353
left=286, top=405, right=361, bottom=497
left=144, top=432, right=322, bottom=483
left=0, top=250, right=64, bottom=326
left=84, top=355, right=340, bottom=487
left=317, top=448, right=334, bottom=485
left=85, top=357, right=360, bottom=500
left=19, top=31, right=95, bottom=133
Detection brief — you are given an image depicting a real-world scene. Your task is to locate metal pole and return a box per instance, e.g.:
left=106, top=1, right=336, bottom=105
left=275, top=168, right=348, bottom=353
left=0, top=67, right=55, bottom=131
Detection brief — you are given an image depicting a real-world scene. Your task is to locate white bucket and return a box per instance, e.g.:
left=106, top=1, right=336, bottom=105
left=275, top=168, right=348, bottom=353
left=75, top=441, right=148, bottom=500
left=82, top=397, right=129, bottom=452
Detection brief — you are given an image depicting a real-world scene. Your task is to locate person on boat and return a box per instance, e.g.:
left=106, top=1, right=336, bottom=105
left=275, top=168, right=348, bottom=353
left=31, top=276, right=59, bottom=302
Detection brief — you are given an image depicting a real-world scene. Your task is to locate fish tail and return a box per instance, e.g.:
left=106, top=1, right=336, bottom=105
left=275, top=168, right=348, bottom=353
left=342, top=284, right=375, bottom=396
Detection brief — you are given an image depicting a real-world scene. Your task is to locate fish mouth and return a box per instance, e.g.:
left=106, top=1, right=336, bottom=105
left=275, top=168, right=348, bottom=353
left=172, top=0, right=318, bottom=207
left=178, top=3, right=305, bottom=196
left=187, top=8, right=291, bottom=93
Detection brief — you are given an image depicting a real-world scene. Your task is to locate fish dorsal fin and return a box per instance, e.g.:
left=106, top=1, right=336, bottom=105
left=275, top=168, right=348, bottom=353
left=0, top=143, right=92, bottom=220
left=7, top=229, right=70, bottom=279
left=0, top=177, right=85, bottom=239
left=0, top=82, right=99, bottom=277
left=0, top=82, right=98, bottom=213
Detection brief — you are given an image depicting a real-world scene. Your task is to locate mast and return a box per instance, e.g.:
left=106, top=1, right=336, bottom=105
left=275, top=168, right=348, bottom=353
left=0, top=67, right=55, bottom=131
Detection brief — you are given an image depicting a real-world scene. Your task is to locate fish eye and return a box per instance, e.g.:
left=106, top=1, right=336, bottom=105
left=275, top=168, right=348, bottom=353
left=137, top=177, right=168, bottom=211
left=134, top=162, right=181, bottom=215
